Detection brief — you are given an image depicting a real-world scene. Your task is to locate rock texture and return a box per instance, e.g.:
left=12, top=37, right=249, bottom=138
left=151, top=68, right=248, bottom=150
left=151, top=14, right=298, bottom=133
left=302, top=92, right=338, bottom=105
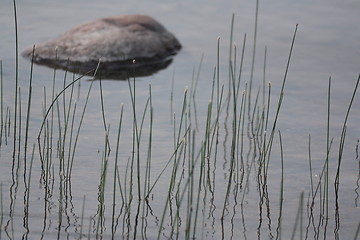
left=22, top=14, right=181, bottom=79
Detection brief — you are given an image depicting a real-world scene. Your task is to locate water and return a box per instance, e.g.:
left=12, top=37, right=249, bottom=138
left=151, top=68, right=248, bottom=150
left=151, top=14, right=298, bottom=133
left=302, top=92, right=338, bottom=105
left=1, top=0, right=360, bottom=239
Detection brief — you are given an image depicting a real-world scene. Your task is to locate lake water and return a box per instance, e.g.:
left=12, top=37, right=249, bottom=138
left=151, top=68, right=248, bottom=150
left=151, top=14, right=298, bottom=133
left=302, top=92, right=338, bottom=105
left=1, top=0, right=360, bottom=239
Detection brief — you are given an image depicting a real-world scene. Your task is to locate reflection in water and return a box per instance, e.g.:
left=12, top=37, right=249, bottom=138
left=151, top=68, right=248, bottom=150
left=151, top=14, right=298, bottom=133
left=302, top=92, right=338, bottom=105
left=23, top=57, right=174, bottom=80
left=22, top=144, right=35, bottom=239
left=7, top=151, right=21, bottom=239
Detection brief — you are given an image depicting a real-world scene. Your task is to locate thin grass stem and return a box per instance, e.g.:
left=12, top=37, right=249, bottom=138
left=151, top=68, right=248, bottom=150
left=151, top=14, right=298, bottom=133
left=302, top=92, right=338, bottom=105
left=112, top=104, right=124, bottom=239
left=12, top=0, right=19, bottom=159
left=275, top=130, right=284, bottom=240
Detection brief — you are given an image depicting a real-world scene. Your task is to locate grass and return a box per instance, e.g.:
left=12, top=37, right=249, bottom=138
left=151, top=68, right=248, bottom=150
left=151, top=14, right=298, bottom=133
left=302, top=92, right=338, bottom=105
left=0, top=1, right=360, bottom=239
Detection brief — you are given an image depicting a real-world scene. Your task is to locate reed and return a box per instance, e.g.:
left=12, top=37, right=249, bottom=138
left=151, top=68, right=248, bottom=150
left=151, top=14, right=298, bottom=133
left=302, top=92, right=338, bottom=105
left=112, top=103, right=124, bottom=239
left=247, top=0, right=259, bottom=115
left=334, top=74, right=360, bottom=237
left=157, top=88, right=189, bottom=239
left=12, top=0, right=19, bottom=159
left=275, top=130, right=284, bottom=240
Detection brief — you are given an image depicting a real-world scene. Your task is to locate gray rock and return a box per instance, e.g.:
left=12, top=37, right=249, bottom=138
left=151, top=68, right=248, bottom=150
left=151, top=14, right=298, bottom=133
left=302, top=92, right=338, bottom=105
left=22, top=14, right=181, bottom=79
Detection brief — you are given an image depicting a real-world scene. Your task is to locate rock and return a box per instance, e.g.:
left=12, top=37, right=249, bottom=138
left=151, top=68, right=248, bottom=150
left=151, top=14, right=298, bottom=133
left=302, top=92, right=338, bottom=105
left=22, top=14, right=182, bottom=80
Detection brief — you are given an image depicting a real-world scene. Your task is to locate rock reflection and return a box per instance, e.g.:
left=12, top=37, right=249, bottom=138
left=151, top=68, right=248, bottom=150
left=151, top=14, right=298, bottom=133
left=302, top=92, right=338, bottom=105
left=23, top=56, right=175, bottom=80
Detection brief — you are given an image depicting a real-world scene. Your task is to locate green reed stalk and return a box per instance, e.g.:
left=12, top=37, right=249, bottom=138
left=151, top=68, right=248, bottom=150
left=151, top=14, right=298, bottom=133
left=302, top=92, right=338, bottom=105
left=236, top=90, right=246, bottom=188
left=193, top=99, right=214, bottom=239
left=17, top=88, right=22, bottom=161
left=99, top=77, right=110, bottom=151
left=217, top=37, right=220, bottom=109
left=233, top=38, right=247, bottom=181
left=334, top=74, right=360, bottom=236
left=185, top=130, right=196, bottom=239
left=192, top=54, right=203, bottom=100
left=115, top=165, right=124, bottom=203
left=123, top=153, right=131, bottom=225
left=262, top=46, right=267, bottom=113
left=55, top=97, right=63, bottom=170
left=228, top=13, right=235, bottom=98
left=221, top=65, right=238, bottom=232
left=65, top=101, right=77, bottom=179
left=235, top=34, right=246, bottom=99
left=275, top=130, right=284, bottom=240
left=141, top=86, right=153, bottom=234
left=137, top=99, right=150, bottom=142
left=38, top=66, right=97, bottom=138
left=145, top=137, right=186, bottom=199
left=248, top=0, right=259, bottom=116
left=172, top=127, right=189, bottom=239
left=324, top=76, right=331, bottom=235
left=41, top=87, right=49, bottom=182
left=189, top=54, right=204, bottom=131
left=305, top=136, right=317, bottom=240
left=48, top=48, right=58, bottom=181
left=176, top=88, right=188, bottom=149
left=47, top=66, right=99, bottom=179
left=308, top=135, right=314, bottom=198
left=250, top=86, right=260, bottom=137
left=158, top=89, right=189, bottom=239
left=306, top=137, right=333, bottom=238
left=334, top=74, right=360, bottom=185
left=260, top=82, right=271, bottom=181
left=170, top=135, right=199, bottom=240
left=112, top=104, right=124, bottom=238
left=156, top=142, right=186, bottom=240
left=5, top=107, right=10, bottom=144
left=62, top=67, right=68, bottom=126
left=127, top=74, right=142, bottom=203
left=60, top=72, right=75, bottom=192
left=264, top=24, right=298, bottom=176
left=24, top=46, right=35, bottom=170
left=257, top=46, right=267, bottom=156
left=12, top=0, right=19, bottom=158
left=55, top=98, right=64, bottom=240
left=144, top=85, right=153, bottom=197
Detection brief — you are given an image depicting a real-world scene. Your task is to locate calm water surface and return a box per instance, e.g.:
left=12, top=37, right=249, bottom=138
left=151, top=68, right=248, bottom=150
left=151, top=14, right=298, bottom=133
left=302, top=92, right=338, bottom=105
left=0, top=0, right=359, bottom=239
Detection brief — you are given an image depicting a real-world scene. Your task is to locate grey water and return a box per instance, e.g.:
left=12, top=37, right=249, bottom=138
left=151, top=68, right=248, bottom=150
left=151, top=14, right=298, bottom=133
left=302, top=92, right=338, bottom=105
left=0, top=0, right=360, bottom=239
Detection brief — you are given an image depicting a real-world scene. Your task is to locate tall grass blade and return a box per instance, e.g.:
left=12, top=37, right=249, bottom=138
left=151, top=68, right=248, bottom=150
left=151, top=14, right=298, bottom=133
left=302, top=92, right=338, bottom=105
left=12, top=0, right=19, bottom=158
left=248, top=0, right=259, bottom=114
left=24, top=46, right=35, bottom=164
left=112, top=104, right=124, bottom=239
left=275, top=130, right=284, bottom=240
